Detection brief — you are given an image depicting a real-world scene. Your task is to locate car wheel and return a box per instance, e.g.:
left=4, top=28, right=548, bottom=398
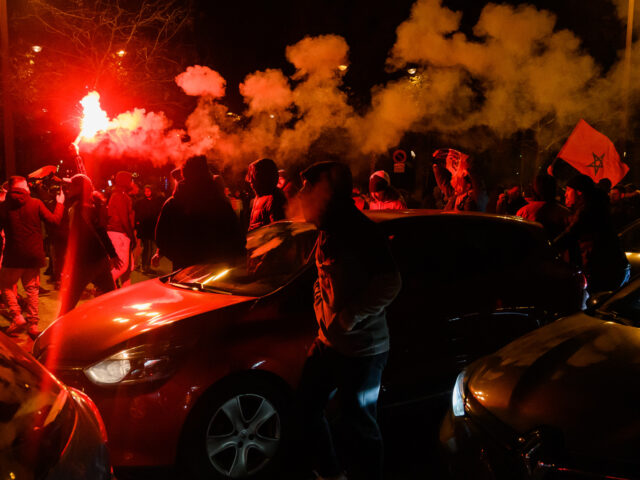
left=180, top=375, right=296, bottom=480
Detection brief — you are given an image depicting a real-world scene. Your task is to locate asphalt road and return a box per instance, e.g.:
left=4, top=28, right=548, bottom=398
left=114, top=398, right=450, bottom=480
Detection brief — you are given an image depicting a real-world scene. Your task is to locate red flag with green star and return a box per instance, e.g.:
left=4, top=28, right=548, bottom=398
left=557, top=119, right=629, bottom=186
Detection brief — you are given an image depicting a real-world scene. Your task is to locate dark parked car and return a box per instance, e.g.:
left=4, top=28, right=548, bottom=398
left=619, top=218, right=640, bottom=274
left=440, top=277, right=640, bottom=479
left=0, top=331, right=111, bottom=480
left=33, top=211, right=584, bottom=479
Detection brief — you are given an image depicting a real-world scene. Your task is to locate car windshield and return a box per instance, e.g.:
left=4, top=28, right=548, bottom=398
left=170, top=221, right=318, bottom=297
left=619, top=219, right=640, bottom=253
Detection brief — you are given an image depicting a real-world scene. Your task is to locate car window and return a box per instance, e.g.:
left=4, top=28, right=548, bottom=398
left=485, top=222, right=547, bottom=268
left=619, top=219, right=640, bottom=252
left=388, top=218, right=459, bottom=282
left=389, top=217, right=545, bottom=279
left=599, top=280, right=640, bottom=324
left=171, top=221, right=318, bottom=297
left=0, top=334, right=72, bottom=477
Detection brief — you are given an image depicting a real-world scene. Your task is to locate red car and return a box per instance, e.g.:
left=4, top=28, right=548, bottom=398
left=33, top=212, right=585, bottom=480
left=0, top=331, right=111, bottom=479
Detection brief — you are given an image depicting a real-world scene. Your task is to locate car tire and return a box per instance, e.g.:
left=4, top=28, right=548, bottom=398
left=179, top=374, right=298, bottom=480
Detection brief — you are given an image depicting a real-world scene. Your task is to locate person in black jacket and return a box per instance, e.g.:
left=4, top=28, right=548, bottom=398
left=154, top=155, right=245, bottom=270
left=246, top=158, right=287, bottom=231
left=58, top=174, right=121, bottom=316
left=297, top=161, right=402, bottom=480
left=554, top=174, right=630, bottom=294
left=0, top=176, right=64, bottom=336
left=516, top=173, right=570, bottom=240
left=134, top=185, right=163, bottom=273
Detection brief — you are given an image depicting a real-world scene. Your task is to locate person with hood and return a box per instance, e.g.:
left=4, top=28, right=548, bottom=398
left=297, top=161, right=402, bottom=480
left=554, top=174, right=630, bottom=294
left=58, top=175, right=121, bottom=316
left=0, top=176, right=64, bottom=337
left=246, top=158, right=287, bottom=231
left=516, top=173, right=570, bottom=239
left=277, top=168, right=299, bottom=202
left=496, top=185, right=527, bottom=215
left=154, top=155, right=245, bottom=270
left=134, top=185, right=163, bottom=273
left=107, top=171, right=136, bottom=286
left=368, top=170, right=406, bottom=210
left=610, top=184, right=632, bottom=230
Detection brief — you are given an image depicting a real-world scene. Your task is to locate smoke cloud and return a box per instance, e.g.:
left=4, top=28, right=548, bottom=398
left=239, top=69, right=293, bottom=115
left=385, top=0, right=640, bottom=156
left=388, top=1, right=600, bottom=143
left=175, top=65, right=226, bottom=98
left=76, top=0, right=640, bottom=177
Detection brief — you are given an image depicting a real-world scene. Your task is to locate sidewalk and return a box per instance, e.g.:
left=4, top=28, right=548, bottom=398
left=0, top=258, right=173, bottom=353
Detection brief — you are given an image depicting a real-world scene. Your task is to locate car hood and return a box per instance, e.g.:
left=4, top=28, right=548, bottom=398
left=34, top=278, right=255, bottom=365
left=468, top=313, right=640, bottom=462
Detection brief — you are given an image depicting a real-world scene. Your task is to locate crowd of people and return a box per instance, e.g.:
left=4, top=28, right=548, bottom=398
left=0, top=151, right=638, bottom=480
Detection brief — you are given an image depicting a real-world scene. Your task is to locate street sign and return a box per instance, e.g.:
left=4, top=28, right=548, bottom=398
left=393, top=149, right=407, bottom=163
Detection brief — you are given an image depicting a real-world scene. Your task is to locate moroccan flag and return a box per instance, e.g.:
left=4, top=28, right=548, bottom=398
left=557, top=119, right=629, bottom=186
left=433, top=148, right=469, bottom=190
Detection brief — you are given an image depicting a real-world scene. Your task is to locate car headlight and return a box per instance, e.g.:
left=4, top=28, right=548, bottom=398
left=84, top=343, right=182, bottom=386
left=452, top=371, right=467, bottom=417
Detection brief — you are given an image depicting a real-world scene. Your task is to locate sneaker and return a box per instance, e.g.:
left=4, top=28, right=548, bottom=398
left=6, top=317, right=27, bottom=336
left=27, top=323, right=41, bottom=340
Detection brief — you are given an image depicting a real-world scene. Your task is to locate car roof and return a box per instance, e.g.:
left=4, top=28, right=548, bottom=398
left=364, top=209, right=540, bottom=229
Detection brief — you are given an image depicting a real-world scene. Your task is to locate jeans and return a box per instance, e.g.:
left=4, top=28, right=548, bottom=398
left=51, top=238, right=67, bottom=282
left=588, top=263, right=632, bottom=296
left=298, top=339, right=388, bottom=480
left=0, top=267, right=40, bottom=323
left=140, top=238, right=155, bottom=270
left=59, top=257, right=115, bottom=316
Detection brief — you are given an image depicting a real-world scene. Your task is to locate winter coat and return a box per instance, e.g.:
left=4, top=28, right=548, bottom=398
left=107, top=188, right=135, bottom=241
left=314, top=203, right=402, bottom=357
left=0, top=190, right=63, bottom=268
left=134, top=195, right=163, bottom=240
left=368, top=184, right=406, bottom=210
left=248, top=190, right=287, bottom=231
left=369, top=198, right=406, bottom=210
left=67, top=198, right=118, bottom=266
left=155, top=179, right=245, bottom=269
left=517, top=201, right=570, bottom=240
left=554, top=196, right=629, bottom=293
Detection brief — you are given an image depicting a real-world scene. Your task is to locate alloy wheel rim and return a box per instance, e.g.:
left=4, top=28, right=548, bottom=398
left=206, top=393, right=281, bottom=478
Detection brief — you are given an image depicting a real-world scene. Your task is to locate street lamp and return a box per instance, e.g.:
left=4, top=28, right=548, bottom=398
left=31, top=45, right=42, bottom=53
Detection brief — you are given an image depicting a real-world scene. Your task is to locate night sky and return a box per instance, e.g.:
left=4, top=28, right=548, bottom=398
left=193, top=0, right=625, bottom=112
